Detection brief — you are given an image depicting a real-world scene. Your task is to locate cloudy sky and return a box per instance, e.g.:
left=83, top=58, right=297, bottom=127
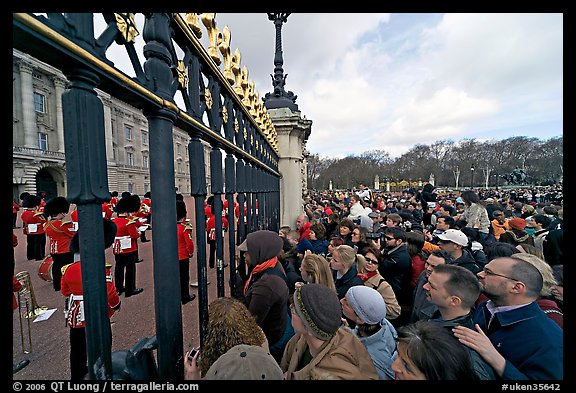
left=99, top=13, right=563, bottom=159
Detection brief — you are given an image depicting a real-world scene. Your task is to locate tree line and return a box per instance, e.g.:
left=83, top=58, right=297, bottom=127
left=307, top=136, right=563, bottom=190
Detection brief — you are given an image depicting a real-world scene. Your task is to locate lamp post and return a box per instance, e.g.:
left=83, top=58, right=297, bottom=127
left=470, top=164, right=475, bottom=189
left=453, top=166, right=460, bottom=189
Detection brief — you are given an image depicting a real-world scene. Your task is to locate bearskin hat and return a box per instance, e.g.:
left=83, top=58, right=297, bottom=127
left=176, top=200, right=187, bottom=220
left=22, top=194, right=41, bottom=208
left=20, top=192, right=30, bottom=200
left=43, top=196, right=70, bottom=218
left=70, top=218, right=117, bottom=254
left=144, top=191, right=151, bottom=199
left=114, top=195, right=140, bottom=213
left=121, top=191, right=131, bottom=198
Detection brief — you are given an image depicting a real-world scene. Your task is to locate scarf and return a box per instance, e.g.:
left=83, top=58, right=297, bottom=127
left=358, top=270, right=378, bottom=282
left=244, top=256, right=279, bottom=295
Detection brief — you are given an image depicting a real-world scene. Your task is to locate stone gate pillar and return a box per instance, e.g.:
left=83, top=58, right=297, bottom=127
left=268, top=108, right=311, bottom=228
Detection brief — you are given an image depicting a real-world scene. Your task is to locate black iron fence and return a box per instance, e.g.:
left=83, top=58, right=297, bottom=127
left=13, top=13, right=280, bottom=380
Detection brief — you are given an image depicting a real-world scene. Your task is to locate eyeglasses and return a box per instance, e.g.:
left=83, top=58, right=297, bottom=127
left=365, top=257, right=378, bottom=265
left=482, top=267, right=518, bottom=281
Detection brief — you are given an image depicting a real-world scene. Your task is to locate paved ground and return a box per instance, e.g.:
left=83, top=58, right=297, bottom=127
left=12, top=197, right=232, bottom=380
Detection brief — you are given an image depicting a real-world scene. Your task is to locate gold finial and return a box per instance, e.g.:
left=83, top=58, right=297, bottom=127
left=219, top=26, right=235, bottom=85
left=204, top=87, right=212, bottom=109
left=177, top=60, right=188, bottom=88
left=243, top=77, right=253, bottom=108
left=184, top=13, right=202, bottom=38
left=222, top=106, right=228, bottom=123
left=201, top=13, right=222, bottom=65
left=250, top=89, right=259, bottom=117
left=234, top=118, right=239, bottom=133
left=237, top=65, right=248, bottom=100
left=114, top=13, right=139, bottom=43
left=231, top=48, right=242, bottom=95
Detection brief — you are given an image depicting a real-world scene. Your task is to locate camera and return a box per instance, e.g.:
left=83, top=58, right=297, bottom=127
left=187, top=347, right=200, bottom=366
left=352, top=217, right=361, bottom=226
left=425, top=224, right=435, bottom=233
left=366, top=231, right=382, bottom=240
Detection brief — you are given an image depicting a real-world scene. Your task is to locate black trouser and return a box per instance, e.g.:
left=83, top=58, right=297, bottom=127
left=69, top=322, right=112, bottom=380
left=114, top=251, right=137, bottom=293
left=69, top=327, right=88, bottom=380
left=51, top=252, right=73, bottom=291
left=26, top=234, right=46, bottom=261
left=179, top=258, right=191, bottom=301
left=207, top=239, right=216, bottom=268
left=13, top=213, right=17, bottom=228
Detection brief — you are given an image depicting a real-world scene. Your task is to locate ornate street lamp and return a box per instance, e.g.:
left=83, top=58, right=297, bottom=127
left=263, top=13, right=298, bottom=111
left=470, top=164, right=475, bottom=189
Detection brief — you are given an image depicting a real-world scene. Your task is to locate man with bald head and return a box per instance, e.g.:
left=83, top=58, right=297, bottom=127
left=453, top=257, right=563, bottom=380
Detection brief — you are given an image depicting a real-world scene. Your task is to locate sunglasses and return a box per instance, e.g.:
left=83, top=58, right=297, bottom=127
left=385, top=236, right=396, bottom=241
left=365, top=257, right=378, bottom=265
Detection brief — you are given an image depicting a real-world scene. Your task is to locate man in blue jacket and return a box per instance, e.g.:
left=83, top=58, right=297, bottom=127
left=453, top=256, right=563, bottom=380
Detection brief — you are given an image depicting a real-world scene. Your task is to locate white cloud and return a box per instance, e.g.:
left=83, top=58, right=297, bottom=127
left=92, top=13, right=562, bottom=158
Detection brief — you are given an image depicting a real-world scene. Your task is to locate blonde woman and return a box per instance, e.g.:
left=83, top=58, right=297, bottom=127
left=185, top=296, right=268, bottom=379
left=357, top=246, right=400, bottom=320
left=297, top=252, right=336, bottom=292
left=330, top=245, right=364, bottom=299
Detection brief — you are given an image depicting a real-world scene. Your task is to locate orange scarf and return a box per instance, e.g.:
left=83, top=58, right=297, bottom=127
left=243, top=256, right=279, bottom=295
left=358, top=270, right=378, bottom=282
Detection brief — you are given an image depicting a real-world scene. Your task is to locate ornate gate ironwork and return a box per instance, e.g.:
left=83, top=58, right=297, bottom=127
left=13, top=13, right=280, bottom=380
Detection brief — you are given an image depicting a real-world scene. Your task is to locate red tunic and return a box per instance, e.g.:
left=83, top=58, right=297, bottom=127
left=44, top=218, right=75, bottom=254
left=60, top=261, right=120, bottom=328
left=111, top=216, right=141, bottom=254
left=177, top=222, right=195, bottom=260
left=13, top=201, right=20, bottom=214
left=21, top=210, right=46, bottom=236
left=206, top=214, right=228, bottom=241
left=13, top=276, right=23, bottom=311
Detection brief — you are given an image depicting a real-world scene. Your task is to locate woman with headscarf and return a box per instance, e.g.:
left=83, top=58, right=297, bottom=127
left=241, top=230, right=292, bottom=362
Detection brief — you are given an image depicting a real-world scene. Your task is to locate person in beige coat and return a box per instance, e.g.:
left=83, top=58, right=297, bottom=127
left=357, top=246, right=401, bottom=320
left=280, top=284, right=378, bottom=380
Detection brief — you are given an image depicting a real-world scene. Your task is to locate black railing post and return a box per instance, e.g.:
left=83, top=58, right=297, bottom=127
left=142, top=12, right=181, bottom=381
left=188, top=136, right=208, bottom=343
left=210, top=146, right=225, bottom=297
left=225, top=153, right=237, bottom=295
left=61, top=13, right=113, bottom=380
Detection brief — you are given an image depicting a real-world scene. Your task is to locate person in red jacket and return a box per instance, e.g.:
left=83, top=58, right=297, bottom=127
left=111, top=195, right=143, bottom=297
left=21, top=194, right=46, bottom=261
left=176, top=200, right=196, bottom=304
left=135, top=191, right=152, bottom=243
left=13, top=200, right=20, bottom=228
left=205, top=198, right=228, bottom=269
left=43, top=196, right=75, bottom=291
left=61, top=218, right=121, bottom=380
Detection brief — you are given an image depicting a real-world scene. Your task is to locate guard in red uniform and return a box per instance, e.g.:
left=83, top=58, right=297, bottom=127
left=13, top=200, right=20, bottom=228
left=205, top=197, right=228, bottom=269
left=20, top=194, right=46, bottom=261
left=61, top=218, right=121, bottom=380
left=135, top=191, right=152, bottom=243
left=176, top=200, right=196, bottom=304
left=111, top=195, right=143, bottom=297
left=43, top=196, right=75, bottom=291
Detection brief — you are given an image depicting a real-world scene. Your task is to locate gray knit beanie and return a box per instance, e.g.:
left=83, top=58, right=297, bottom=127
left=345, top=285, right=387, bottom=325
left=293, top=283, right=342, bottom=340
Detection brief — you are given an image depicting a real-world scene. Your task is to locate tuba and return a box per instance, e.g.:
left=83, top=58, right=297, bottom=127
left=16, top=271, right=47, bottom=353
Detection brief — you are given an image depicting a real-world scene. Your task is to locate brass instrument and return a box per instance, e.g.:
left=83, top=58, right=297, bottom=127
left=16, top=271, right=47, bottom=353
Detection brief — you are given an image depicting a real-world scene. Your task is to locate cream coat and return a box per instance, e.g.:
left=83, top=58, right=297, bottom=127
left=281, top=328, right=379, bottom=380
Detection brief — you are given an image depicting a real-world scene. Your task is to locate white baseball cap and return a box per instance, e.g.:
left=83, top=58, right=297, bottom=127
left=437, top=229, right=469, bottom=246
